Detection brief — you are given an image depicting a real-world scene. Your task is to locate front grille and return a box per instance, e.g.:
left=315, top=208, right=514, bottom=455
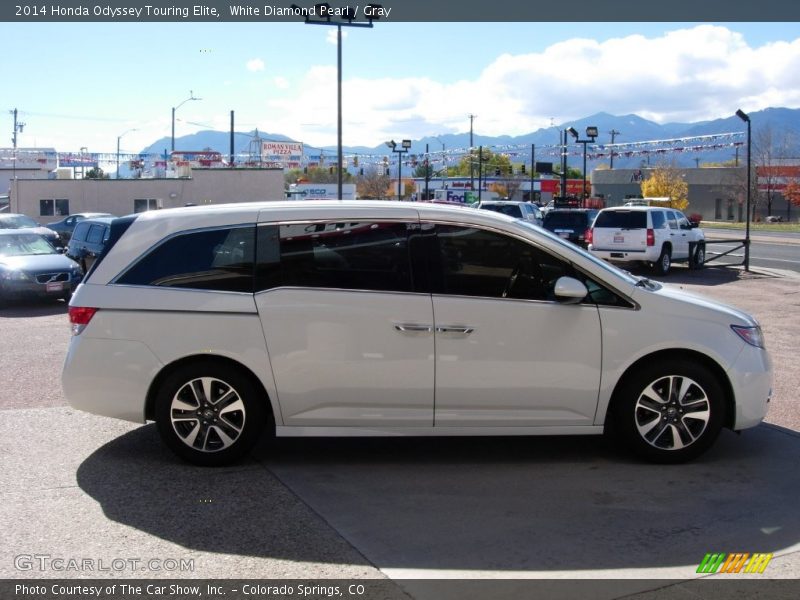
left=35, top=272, right=69, bottom=284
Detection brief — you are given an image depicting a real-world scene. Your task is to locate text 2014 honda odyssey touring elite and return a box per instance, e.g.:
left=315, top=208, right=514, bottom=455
left=62, top=202, right=772, bottom=466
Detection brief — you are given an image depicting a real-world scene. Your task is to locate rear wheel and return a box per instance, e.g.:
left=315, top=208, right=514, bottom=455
left=612, top=359, right=725, bottom=463
left=690, top=243, right=706, bottom=270
left=652, top=246, right=672, bottom=276
left=155, top=361, right=268, bottom=466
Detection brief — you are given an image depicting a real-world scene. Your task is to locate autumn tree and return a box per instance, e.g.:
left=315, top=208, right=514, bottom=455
left=784, top=179, right=800, bottom=212
left=450, top=148, right=513, bottom=179
left=356, top=166, right=391, bottom=199
left=640, top=165, right=689, bottom=211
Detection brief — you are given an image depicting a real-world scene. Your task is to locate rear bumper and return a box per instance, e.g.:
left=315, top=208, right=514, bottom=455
left=589, top=246, right=659, bottom=263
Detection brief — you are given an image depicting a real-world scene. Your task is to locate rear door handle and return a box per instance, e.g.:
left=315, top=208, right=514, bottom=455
left=436, top=326, right=475, bottom=336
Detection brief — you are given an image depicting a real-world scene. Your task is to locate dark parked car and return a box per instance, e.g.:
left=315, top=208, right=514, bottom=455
left=47, top=212, right=114, bottom=243
left=67, top=217, right=115, bottom=272
left=542, top=209, right=600, bottom=248
left=0, top=231, right=82, bottom=305
left=0, top=213, right=64, bottom=249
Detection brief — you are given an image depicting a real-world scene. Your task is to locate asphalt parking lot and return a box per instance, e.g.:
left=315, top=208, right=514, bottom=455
left=1, top=264, right=799, bottom=599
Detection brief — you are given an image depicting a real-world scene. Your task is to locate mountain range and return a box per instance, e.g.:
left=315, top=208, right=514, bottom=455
left=141, top=107, right=800, bottom=170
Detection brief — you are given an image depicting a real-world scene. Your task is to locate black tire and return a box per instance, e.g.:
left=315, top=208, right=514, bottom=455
left=690, top=243, right=706, bottom=270
left=155, top=360, right=269, bottom=466
left=611, top=359, right=726, bottom=463
left=653, top=246, right=671, bottom=276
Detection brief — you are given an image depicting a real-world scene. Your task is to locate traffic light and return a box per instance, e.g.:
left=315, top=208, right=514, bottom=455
left=521, top=164, right=526, bottom=174
left=495, top=168, right=501, bottom=176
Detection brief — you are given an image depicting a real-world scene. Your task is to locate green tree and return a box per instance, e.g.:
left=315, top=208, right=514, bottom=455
left=84, top=167, right=109, bottom=179
left=450, top=148, right=513, bottom=178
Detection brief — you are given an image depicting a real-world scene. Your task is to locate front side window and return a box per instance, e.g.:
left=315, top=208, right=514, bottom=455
left=666, top=211, right=679, bottom=230
left=434, top=225, right=572, bottom=301
left=117, top=226, right=255, bottom=292
left=257, top=221, right=416, bottom=294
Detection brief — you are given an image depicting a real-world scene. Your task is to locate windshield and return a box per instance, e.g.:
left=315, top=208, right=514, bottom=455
left=0, top=215, right=39, bottom=229
left=482, top=204, right=522, bottom=218
left=0, top=234, right=57, bottom=257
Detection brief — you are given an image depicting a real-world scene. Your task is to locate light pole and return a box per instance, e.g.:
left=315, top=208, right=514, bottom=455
left=116, top=128, right=137, bottom=180
left=171, top=91, right=201, bottom=152
left=434, top=136, right=446, bottom=189
left=295, top=3, right=381, bottom=200
left=736, top=109, right=751, bottom=271
left=568, top=126, right=598, bottom=207
left=386, top=139, right=411, bottom=200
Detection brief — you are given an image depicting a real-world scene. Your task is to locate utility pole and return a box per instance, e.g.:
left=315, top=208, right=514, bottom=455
left=609, top=129, right=620, bottom=169
left=10, top=108, right=25, bottom=149
left=468, top=114, right=477, bottom=190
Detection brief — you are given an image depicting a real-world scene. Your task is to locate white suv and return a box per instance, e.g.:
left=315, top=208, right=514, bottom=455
left=62, top=201, right=770, bottom=466
left=588, top=206, right=705, bottom=275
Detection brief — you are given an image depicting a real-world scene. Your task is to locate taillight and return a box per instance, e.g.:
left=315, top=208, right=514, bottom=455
left=585, top=228, right=593, bottom=245
left=69, top=306, right=97, bottom=336
left=646, top=228, right=655, bottom=246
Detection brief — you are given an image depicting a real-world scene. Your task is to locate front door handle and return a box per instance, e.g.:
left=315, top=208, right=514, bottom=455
left=393, top=323, right=433, bottom=333
left=436, top=326, right=475, bottom=336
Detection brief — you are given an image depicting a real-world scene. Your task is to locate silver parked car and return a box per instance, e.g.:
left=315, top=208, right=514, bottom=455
left=0, top=231, right=82, bottom=305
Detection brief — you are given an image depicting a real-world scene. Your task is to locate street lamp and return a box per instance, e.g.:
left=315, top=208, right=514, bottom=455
left=116, top=128, right=137, bottom=180
left=295, top=3, right=381, bottom=200
left=171, top=91, right=201, bottom=152
left=434, top=136, right=446, bottom=189
left=568, top=126, right=598, bottom=207
left=736, top=108, right=751, bottom=271
left=386, top=139, right=411, bottom=200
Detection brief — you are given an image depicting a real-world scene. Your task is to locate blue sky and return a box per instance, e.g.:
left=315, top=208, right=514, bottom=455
left=3, top=22, right=800, bottom=154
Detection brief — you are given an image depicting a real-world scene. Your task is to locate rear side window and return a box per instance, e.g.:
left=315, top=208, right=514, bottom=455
left=116, top=226, right=256, bottom=293
left=593, top=211, right=647, bottom=229
left=257, top=221, right=415, bottom=294
left=650, top=210, right=666, bottom=229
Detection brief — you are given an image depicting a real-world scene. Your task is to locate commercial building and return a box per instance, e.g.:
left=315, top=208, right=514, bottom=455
left=591, top=166, right=795, bottom=222
left=9, top=168, right=285, bottom=223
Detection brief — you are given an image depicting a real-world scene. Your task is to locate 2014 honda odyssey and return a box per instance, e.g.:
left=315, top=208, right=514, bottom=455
left=62, top=201, right=772, bottom=466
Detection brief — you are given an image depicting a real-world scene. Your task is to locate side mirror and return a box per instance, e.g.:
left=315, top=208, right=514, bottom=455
left=554, top=276, right=588, bottom=304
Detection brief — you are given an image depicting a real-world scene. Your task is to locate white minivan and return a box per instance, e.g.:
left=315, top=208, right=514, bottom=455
left=62, top=201, right=771, bottom=466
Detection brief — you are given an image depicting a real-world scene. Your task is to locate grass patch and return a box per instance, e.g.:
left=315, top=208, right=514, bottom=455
left=700, top=221, right=800, bottom=233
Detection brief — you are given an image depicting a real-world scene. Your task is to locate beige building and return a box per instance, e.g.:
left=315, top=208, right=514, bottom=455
left=9, top=168, right=285, bottom=223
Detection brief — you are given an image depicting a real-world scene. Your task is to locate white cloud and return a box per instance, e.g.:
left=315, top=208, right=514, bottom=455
left=261, top=25, right=800, bottom=147
left=273, top=76, right=290, bottom=90
left=246, top=58, right=265, bottom=72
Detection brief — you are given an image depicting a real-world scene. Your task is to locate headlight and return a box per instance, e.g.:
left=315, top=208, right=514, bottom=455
left=731, top=325, right=765, bottom=349
left=2, top=270, right=31, bottom=281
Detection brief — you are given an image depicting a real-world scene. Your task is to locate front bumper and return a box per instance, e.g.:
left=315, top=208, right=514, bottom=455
left=727, top=343, right=773, bottom=430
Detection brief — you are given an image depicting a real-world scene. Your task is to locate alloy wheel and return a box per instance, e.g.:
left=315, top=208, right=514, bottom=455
left=169, top=377, right=246, bottom=453
left=634, top=375, right=710, bottom=451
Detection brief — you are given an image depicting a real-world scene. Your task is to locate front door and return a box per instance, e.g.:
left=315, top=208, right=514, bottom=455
left=429, top=225, right=603, bottom=427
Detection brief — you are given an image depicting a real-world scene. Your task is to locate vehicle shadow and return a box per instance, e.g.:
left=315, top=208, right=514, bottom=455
left=0, top=298, right=67, bottom=318
left=630, top=264, right=779, bottom=287
left=77, top=423, right=800, bottom=573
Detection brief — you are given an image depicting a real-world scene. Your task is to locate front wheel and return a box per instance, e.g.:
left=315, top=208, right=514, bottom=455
left=611, top=360, right=726, bottom=463
left=690, top=243, right=706, bottom=270
left=155, top=361, right=268, bottom=466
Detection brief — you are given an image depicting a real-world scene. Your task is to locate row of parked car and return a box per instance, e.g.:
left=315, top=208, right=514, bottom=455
left=0, top=212, right=114, bottom=305
left=476, top=200, right=705, bottom=275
